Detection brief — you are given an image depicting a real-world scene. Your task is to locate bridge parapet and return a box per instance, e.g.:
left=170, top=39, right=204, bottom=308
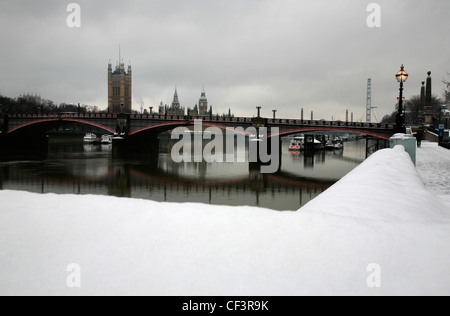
left=7, top=113, right=118, bottom=119
left=5, top=112, right=117, bottom=135
left=3, top=112, right=397, bottom=141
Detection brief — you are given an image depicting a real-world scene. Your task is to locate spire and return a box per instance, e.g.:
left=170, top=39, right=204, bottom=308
left=172, top=88, right=180, bottom=108
left=200, top=88, right=207, bottom=99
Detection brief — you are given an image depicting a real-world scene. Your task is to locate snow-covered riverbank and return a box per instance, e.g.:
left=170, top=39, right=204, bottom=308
left=416, top=141, right=450, bottom=207
left=1, top=145, right=449, bottom=295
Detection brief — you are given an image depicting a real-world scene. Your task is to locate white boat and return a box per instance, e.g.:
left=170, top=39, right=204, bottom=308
left=325, top=141, right=335, bottom=150
left=112, top=132, right=125, bottom=141
left=249, top=134, right=262, bottom=142
left=101, top=134, right=113, bottom=144
left=313, top=138, right=325, bottom=150
left=289, top=136, right=304, bottom=151
left=83, top=133, right=98, bottom=144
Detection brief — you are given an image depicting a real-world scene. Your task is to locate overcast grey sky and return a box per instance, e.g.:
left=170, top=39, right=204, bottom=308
left=0, top=0, right=448, bottom=120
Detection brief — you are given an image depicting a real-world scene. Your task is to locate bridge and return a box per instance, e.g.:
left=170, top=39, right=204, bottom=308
left=0, top=111, right=396, bottom=149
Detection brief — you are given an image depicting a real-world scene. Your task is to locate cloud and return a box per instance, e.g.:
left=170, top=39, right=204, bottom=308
left=0, top=0, right=449, bottom=121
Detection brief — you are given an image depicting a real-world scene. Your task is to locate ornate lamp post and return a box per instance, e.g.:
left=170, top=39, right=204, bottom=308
left=395, top=64, right=408, bottom=133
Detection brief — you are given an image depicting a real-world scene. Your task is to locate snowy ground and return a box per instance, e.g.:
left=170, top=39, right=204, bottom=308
left=416, top=141, right=450, bottom=207
left=0, top=146, right=449, bottom=296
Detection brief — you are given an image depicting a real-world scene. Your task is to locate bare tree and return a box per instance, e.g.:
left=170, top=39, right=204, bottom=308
left=382, top=95, right=443, bottom=126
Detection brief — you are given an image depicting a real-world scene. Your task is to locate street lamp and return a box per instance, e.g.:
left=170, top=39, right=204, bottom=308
left=395, top=64, right=408, bottom=133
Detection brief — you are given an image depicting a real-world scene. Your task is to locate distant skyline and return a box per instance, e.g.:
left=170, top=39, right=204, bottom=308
left=0, top=0, right=449, bottom=121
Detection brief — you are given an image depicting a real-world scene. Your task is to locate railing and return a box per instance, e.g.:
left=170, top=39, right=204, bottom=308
left=8, top=113, right=118, bottom=119
left=266, top=119, right=394, bottom=130
left=128, top=114, right=254, bottom=123
left=6, top=113, right=395, bottom=130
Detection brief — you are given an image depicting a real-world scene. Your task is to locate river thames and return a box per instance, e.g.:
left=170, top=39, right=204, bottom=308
left=0, top=136, right=366, bottom=211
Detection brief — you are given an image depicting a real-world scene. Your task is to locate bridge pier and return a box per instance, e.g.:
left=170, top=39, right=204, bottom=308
left=0, top=114, right=7, bottom=134
left=249, top=137, right=280, bottom=171
left=0, top=114, right=8, bottom=148
left=113, top=133, right=160, bottom=158
left=304, top=134, right=315, bottom=155
left=112, top=113, right=160, bottom=156
left=248, top=117, right=282, bottom=173
left=115, top=113, right=130, bottom=136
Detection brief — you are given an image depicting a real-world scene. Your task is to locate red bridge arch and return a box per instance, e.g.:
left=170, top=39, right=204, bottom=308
left=6, top=118, right=115, bottom=135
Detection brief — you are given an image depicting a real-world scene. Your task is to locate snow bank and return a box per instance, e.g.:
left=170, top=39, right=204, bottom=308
left=416, top=141, right=450, bottom=207
left=390, top=133, right=415, bottom=141
left=302, top=145, right=448, bottom=222
left=1, top=146, right=449, bottom=296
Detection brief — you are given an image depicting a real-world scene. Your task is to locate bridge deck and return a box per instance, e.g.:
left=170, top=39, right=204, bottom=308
left=3, top=113, right=396, bottom=139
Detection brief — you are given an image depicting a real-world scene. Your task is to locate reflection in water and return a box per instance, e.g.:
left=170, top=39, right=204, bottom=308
left=0, top=138, right=366, bottom=211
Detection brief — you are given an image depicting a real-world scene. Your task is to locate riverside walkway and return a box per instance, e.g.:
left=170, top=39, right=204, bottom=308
left=416, top=141, right=450, bottom=207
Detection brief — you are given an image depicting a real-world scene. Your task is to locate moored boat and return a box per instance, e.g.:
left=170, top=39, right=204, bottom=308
left=289, top=136, right=304, bottom=151
left=83, top=133, right=98, bottom=144
left=101, top=134, right=113, bottom=144
left=325, top=141, right=344, bottom=150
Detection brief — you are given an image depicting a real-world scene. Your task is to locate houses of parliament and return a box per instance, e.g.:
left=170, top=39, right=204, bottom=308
left=107, top=57, right=232, bottom=117
left=157, top=88, right=212, bottom=117
left=108, top=59, right=132, bottom=114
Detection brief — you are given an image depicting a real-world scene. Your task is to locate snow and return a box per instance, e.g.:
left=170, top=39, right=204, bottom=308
left=1, top=146, right=450, bottom=296
left=390, top=133, right=415, bottom=141
left=416, top=141, right=450, bottom=207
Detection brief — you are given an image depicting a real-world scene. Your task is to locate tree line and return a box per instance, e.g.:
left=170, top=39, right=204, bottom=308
left=0, top=94, right=100, bottom=114
left=380, top=95, right=447, bottom=127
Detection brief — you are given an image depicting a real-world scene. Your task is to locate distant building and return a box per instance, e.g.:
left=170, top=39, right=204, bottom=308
left=187, top=104, right=199, bottom=116
left=223, top=108, right=234, bottom=118
left=187, top=89, right=211, bottom=116
left=108, top=60, right=132, bottom=114
left=199, top=89, right=208, bottom=116
left=166, top=89, right=185, bottom=116
left=158, top=101, right=165, bottom=115
left=19, top=93, right=42, bottom=105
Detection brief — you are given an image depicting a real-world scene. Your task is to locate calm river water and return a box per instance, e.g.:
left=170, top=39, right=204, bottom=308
left=0, top=137, right=366, bottom=211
